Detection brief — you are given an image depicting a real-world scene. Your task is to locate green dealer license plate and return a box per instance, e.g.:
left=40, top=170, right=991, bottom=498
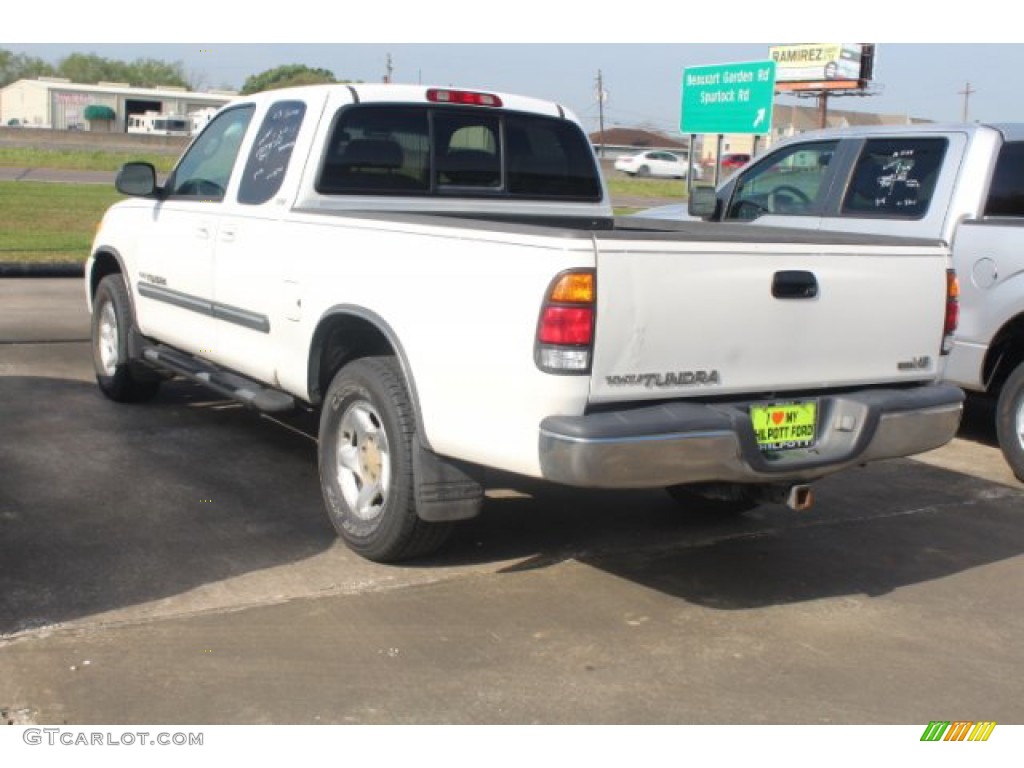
left=750, top=401, right=818, bottom=451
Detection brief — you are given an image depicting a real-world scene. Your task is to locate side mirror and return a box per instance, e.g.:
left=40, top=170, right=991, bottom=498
left=115, top=162, right=158, bottom=197
left=688, top=185, right=718, bottom=219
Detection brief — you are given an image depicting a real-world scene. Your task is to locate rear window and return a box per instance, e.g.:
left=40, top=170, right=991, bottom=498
left=984, top=141, right=1024, bottom=216
left=317, top=105, right=602, bottom=201
left=841, top=138, right=947, bottom=218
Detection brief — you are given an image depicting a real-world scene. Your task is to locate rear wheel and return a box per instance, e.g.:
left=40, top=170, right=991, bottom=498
left=91, top=274, right=160, bottom=402
left=995, top=360, right=1024, bottom=482
left=637, top=165, right=651, bottom=178
left=664, top=484, right=759, bottom=517
left=318, top=356, right=452, bottom=562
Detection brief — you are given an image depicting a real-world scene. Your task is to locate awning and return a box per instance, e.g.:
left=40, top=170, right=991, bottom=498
left=83, top=105, right=116, bottom=121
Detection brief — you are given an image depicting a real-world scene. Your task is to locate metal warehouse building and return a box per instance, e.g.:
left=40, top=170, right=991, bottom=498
left=0, top=77, right=235, bottom=132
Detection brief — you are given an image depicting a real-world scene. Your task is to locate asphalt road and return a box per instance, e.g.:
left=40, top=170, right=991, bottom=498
left=0, top=167, right=115, bottom=185
left=1, top=278, right=1023, bottom=728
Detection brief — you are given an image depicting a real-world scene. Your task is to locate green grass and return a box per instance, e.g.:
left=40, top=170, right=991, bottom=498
left=0, top=147, right=178, bottom=173
left=606, top=176, right=689, bottom=199
left=0, top=182, right=123, bottom=263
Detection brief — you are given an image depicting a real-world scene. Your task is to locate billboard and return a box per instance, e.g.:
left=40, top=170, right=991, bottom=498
left=769, top=43, right=873, bottom=92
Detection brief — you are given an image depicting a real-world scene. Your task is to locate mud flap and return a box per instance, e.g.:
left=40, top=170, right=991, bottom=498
left=413, top=437, right=485, bottom=522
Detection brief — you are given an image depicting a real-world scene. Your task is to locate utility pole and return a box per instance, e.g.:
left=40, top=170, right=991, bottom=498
left=383, top=53, right=394, bottom=84
left=595, top=70, right=607, bottom=159
left=958, top=81, right=975, bottom=122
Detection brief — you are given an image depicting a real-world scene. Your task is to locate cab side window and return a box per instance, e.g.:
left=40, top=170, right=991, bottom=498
left=984, top=142, right=1024, bottom=216
left=841, top=138, right=946, bottom=218
left=725, top=141, right=838, bottom=220
left=167, top=105, right=255, bottom=200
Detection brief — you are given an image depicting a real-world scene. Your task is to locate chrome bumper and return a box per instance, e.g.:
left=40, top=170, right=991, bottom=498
left=538, top=384, right=964, bottom=488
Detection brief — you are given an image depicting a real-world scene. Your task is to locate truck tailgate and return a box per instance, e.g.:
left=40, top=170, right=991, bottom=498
left=589, top=235, right=950, bottom=404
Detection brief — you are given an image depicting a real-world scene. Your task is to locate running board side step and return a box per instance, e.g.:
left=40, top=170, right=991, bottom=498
left=142, top=345, right=296, bottom=413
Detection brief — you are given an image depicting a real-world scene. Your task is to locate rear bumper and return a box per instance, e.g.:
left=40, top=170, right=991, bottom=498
left=538, top=383, right=964, bottom=488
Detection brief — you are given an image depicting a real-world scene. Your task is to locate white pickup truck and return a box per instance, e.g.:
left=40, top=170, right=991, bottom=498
left=85, top=84, right=964, bottom=562
left=670, top=122, right=1024, bottom=481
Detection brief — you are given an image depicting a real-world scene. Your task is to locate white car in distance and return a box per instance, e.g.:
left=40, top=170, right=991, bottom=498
left=614, top=150, right=702, bottom=180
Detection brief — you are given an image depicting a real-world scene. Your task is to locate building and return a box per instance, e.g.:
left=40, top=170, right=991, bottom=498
left=589, top=128, right=693, bottom=161
left=0, top=77, right=235, bottom=132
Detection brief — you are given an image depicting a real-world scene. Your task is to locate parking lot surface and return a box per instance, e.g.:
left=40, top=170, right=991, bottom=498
left=1, top=278, right=1022, bottom=725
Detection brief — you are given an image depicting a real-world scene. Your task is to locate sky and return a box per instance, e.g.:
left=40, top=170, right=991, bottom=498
left=5, top=2, right=1023, bottom=136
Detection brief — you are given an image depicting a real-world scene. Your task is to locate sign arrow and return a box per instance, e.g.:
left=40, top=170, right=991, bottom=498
left=753, top=108, right=766, bottom=129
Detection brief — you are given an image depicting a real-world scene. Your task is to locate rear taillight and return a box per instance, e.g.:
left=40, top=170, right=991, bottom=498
left=426, top=88, right=503, bottom=107
left=538, top=307, right=593, bottom=345
left=943, top=268, right=959, bottom=355
left=535, top=270, right=595, bottom=374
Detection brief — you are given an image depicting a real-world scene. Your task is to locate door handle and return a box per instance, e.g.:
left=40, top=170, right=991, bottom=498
left=195, top=224, right=211, bottom=240
left=772, top=270, right=819, bottom=299
left=220, top=225, right=237, bottom=243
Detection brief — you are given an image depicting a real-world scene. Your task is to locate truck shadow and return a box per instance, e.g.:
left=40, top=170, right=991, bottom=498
left=449, top=459, right=1024, bottom=610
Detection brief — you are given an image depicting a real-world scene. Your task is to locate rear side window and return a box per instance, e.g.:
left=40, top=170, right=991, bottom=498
left=841, top=138, right=946, bottom=218
left=317, top=105, right=601, bottom=201
left=984, top=141, right=1024, bottom=216
left=239, top=100, right=306, bottom=205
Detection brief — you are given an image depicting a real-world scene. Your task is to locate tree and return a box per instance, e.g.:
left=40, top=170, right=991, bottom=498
left=56, top=53, right=188, bottom=88
left=0, top=49, right=55, bottom=87
left=123, top=58, right=189, bottom=89
left=240, top=64, right=336, bottom=95
left=1, top=48, right=190, bottom=89
left=55, top=53, right=128, bottom=85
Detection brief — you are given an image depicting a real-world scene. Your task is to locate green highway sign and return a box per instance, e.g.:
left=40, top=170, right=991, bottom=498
left=681, top=61, right=777, bottom=135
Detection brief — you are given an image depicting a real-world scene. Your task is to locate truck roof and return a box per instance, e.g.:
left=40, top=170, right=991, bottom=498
left=220, top=83, right=577, bottom=124
left=773, top=121, right=1024, bottom=144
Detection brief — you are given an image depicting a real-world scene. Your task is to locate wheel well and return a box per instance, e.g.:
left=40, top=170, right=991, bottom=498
left=309, top=313, right=396, bottom=405
left=89, top=251, right=122, bottom=299
left=983, top=313, right=1024, bottom=395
